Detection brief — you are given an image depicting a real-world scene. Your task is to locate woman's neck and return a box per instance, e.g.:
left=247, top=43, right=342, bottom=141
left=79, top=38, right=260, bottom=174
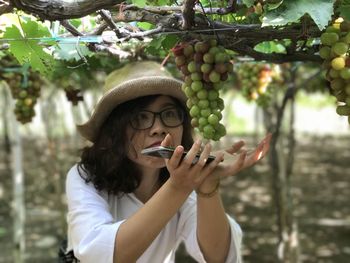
left=133, top=168, right=161, bottom=203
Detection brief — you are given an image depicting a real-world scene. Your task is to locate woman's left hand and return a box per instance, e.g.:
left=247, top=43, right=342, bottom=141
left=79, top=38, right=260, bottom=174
left=203, top=133, right=272, bottom=185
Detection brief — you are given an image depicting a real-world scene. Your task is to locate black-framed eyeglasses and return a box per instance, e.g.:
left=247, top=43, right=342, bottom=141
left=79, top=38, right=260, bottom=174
left=130, top=107, right=184, bottom=130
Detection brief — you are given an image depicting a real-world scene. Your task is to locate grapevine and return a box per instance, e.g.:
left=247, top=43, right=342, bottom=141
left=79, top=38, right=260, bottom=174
left=319, top=18, right=350, bottom=125
left=235, top=62, right=275, bottom=107
left=58, top=78, right=84, bottom=106
left=172, top=39, right=232, bottom=141
left=0, top=69, right=42, bottom=124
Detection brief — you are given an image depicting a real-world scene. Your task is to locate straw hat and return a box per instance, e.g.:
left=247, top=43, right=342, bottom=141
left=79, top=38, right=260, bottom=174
left=76, top=61, right=187, bottom=142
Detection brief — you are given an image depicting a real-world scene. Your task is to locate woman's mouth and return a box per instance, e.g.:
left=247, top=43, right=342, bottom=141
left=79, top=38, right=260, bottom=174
left=146, top=141, right=162, bottom=148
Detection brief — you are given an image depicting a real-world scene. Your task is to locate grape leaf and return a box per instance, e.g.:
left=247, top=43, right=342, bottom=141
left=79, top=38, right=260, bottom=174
left=254, top=41, right=286, bottom=54
left=338, top=0, right=350, bottom=21
left=160, top=35, right=179, bottom=50
left=54, top=42, right=93, bottom=61
left=132, top=0, right=146, bottom=8
left=262, top=0, right=334, bottom=30
left=3, top=21, right=55, bottom=76
left=137, top=22, right=155, bottom=30
left=145, top=35, right=179, bottom=56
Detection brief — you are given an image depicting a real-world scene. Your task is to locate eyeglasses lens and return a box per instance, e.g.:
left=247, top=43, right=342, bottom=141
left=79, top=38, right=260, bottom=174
left=130, top=108, right=184, bottom=129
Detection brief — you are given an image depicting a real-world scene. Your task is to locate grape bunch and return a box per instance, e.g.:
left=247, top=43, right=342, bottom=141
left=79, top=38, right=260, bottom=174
left=236, top=62, right=273, bottom=107
left=172, top=39, right=232, bottom=141
left=319, top=18, right=350, bottom=124
left=1, top=70, right=42, bottom=124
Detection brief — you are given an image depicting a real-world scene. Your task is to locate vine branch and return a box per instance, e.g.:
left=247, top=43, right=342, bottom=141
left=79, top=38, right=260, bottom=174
left=3, top=0, right=324, bottom=63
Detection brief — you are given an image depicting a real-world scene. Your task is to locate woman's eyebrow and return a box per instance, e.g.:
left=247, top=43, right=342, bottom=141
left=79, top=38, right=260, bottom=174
left=160, top=102, right=176, bottom=108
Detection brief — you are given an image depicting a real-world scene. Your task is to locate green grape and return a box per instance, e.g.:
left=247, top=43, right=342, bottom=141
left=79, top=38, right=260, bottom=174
left=343, top=32, right=350, bottom=43
left=201, top=63, right=212, bottom=74
left=200, top=108, right=211, bottom=118
left=191, top=72, right=202, bottom=81
left=175, top=56, right=186, bottom=67
left=203, top=124, right=215, bottom=138
left=183, top=45, right=194, bottom=57
left=208, top=90, right=219, bottom=101
left=188, top=61, right=197, bottom=73
left=208, top=114, right=219, bottom=125
left=345, top=84, right=350, bottom=95
left=336, top=105, right=350, bottom=115
left=198, top=99, right=209, bottom=109
left=197, top=89, right=208, bottom=100
left=209, top=46, right=220, bottom=55
left=191, top=118, right=199, bottom=127
left=331, top=57, right=345, bottom=70
left=203, top=53, right=214, bottom=64
left=198, top=117, right=208, bottom=126
left=328, top=68, right=340, bottom=78
left=172, top=39, right=230, bottom=141
left=184, top=86, right=194, bottom=97
left=319, top=20, right=350, bottom=126
left=330, top=78, right=345, bottom=91
left=191, top=81, right=203, bottom=92
left=320, top=32, right=339, bottom=46
left=332, top=42, right=348, bottom=56
left=209, top=71, right=220, bottom=83
left=319, top=46, right=331, bottom=59
left=340, top=68, right=350, bottom=79
left=190, top=105, right=200, bottom=117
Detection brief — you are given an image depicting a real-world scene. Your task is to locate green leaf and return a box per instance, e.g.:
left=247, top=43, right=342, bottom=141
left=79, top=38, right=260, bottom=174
left=242, top=0, right=255, bottom=7
left=132, top=0, right=146, bottom=7
left=70, top=19, right=82, bottom=28
left=54, top=43, right=93, bottom=61
left=3, top=20, right=55, bottom=76
left=137, top=22, right=155, bottom=30
left=254, top=41, right=286, bottom=54
left=149, top=0, right=168, bottom=5
left=262, top=0, right=334, bottom=30
left=160, top=35, right=179, bottom=50
left=338, top=0, right=350, bottom=21
left=145, top=35, right=179, bottom=56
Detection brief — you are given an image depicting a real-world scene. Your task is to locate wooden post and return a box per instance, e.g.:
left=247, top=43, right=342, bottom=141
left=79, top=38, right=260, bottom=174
left=3, top=83, right=26, bottom=263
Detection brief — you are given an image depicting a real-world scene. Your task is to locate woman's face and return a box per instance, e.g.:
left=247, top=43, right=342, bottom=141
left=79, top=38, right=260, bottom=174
left=125, top=95, right=184, bottom=169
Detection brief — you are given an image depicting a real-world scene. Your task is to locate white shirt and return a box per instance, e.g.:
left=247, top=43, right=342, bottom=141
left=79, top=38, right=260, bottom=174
left=66, top=164, right=243, bottom=263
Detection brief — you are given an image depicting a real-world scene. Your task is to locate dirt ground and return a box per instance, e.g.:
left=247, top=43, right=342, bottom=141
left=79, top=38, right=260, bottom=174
left=0, top=134, right=349, bottom=263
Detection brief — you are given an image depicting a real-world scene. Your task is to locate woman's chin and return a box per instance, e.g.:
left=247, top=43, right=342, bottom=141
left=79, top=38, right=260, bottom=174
left=146, top=158, right=166, bottom=168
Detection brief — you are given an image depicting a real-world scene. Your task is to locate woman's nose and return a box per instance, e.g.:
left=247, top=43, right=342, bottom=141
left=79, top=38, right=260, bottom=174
left=149, top=115, right=166, bottom=134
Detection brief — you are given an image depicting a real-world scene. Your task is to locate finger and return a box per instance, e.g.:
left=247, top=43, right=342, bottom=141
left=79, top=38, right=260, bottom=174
left=192, top=143, right=212, bottom=171
left=244, top=138, right=269, bottom=167
left=161, top=133, right=172, bottom=147
left=167, top=145, right=184, bottom=169
left=197, top=152, right=224, bottom=182
left=261, top=133, right=272, bottom=155
left=183, top=139, right=202, bottom=167
left=225, top=140, right=245, bottom=154
left=228, top=150, right=247, bottom=174
left=255, top=133, right=272, bottom=159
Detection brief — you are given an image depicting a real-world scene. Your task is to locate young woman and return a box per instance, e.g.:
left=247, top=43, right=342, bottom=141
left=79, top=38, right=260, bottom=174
left=65, top=61, right=271, bottom=263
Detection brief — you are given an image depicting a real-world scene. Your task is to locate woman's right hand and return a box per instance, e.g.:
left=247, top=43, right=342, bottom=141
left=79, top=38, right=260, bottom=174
left=161, top=134, right=224, bottom=195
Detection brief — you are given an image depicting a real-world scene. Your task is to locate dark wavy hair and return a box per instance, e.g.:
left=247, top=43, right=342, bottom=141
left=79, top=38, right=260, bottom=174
left=77, top=95, right=194, bottom=194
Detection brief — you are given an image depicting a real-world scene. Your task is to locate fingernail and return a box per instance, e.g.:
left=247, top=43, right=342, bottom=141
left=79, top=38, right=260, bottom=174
left=176, top=145, right=184, bottom=153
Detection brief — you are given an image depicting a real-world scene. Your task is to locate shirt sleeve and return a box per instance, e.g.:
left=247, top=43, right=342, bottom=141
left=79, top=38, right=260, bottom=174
left=177, top=192, right=243, bottom=263
left=66, top=165, right=123, bottom=263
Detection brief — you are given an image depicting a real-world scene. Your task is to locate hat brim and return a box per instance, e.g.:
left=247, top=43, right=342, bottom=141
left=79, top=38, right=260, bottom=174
left=77, top=76, right=186, bottom=142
